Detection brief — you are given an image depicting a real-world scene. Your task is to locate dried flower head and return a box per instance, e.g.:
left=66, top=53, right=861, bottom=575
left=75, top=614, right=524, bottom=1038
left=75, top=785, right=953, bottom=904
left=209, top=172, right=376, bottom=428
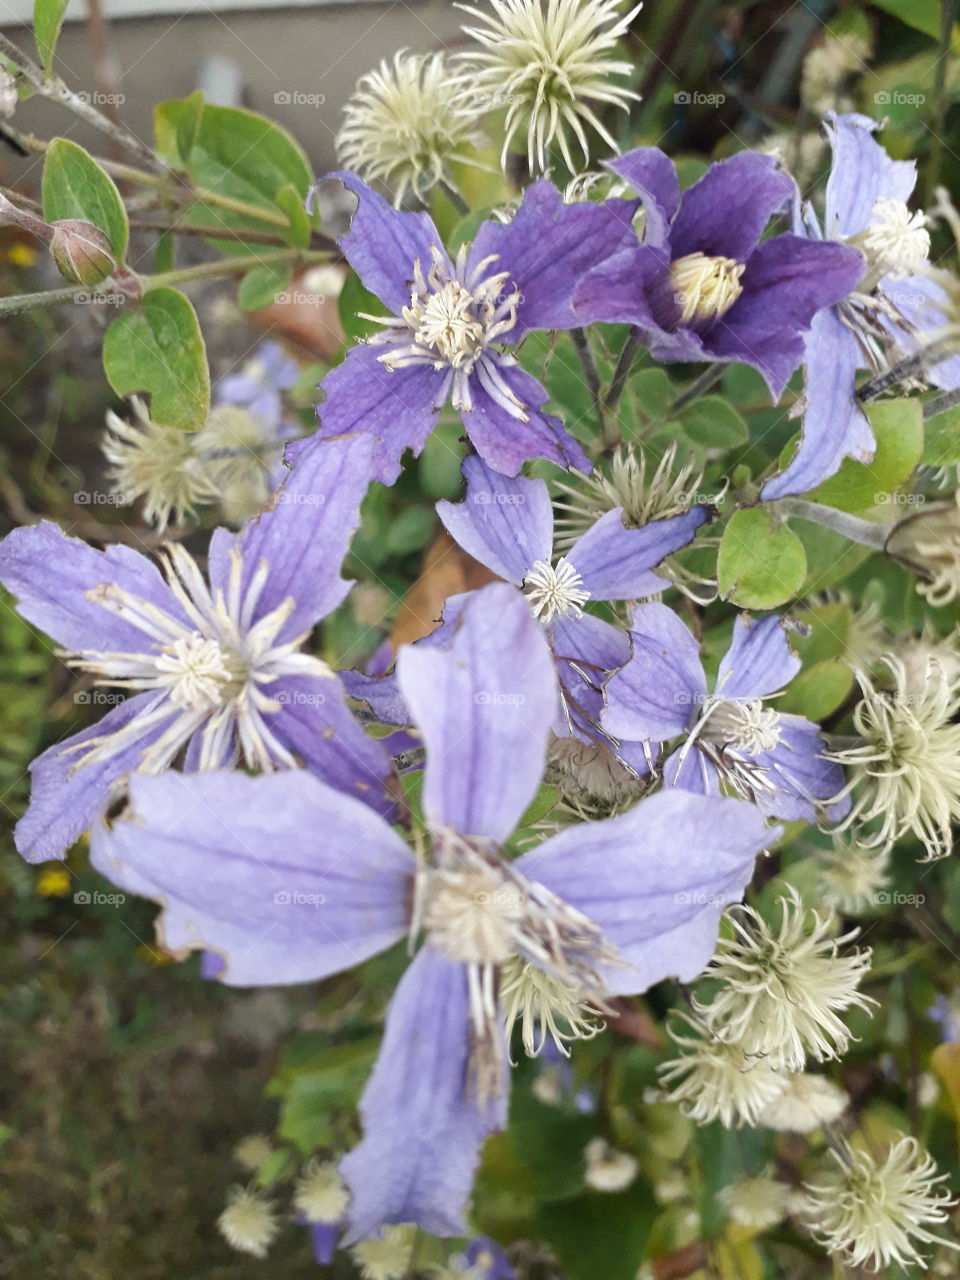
left=337, top=51, right=483, bottom=206
left=830, top=655, right=960, bottom=860
left=802, top=1134, right=960, bottom=1271
left=193, top=404, right=287, bottom=526
left=352, top=1224, right=418, bottom=1280
left=102, top=397, right=216, bottom=531
left=888, top=491, right=960, bottom=607
left=755, top=1071, right=849, bottom=1132
left=583, top=1136, right=639, bottom=1192
left=217, top=1186, right=279, bottom=1258
left=233, top=1133, right=274, bottom=1173
left=456, top=0, right=642, bottom=173
left=293, top=1159, right=350, bottom=1225
left=817, top=838, right=890, bottom=915
left=659, top=1015, right=788, bottom=1128
left=718, top=1171, right=790, bottom=1230
left=694, top=888, right=875, bottom=1071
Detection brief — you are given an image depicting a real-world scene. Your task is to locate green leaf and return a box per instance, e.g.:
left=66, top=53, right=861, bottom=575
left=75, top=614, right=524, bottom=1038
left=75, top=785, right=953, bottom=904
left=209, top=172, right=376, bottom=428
left=102, top=287, right=209, bottom=431
left=537, top=1183, right=657, bottom=1280
left=419, top=420, right=468, bottom=500
left=174, top=89, right=205, bottom=165
left=778, top=658, right=854, bottom=721
left=808, top=399, right=923, bottom=513
left=867, top=0, right=944, bottom=39
left=338, top=270, right=387, bottom=344
left=717, top=508, right=807, bottom=608
left=679, top=395, right=748, bottom=448
left=34, top=0, right=69, bottom=73
left=625, top=367, right=672, bottom=421
left=275, top=1039, right=378, bottom=1154
left=237, top=260, right=292, bottom=311
left=923, top=404, right=960, bottom=467
left=155, top=99, right=312, bottom=243
left=42, top=138, right=129, bottom=260
left=276, top=183, right=311, bottom=248
left=384, top=506, right=436, bottom=556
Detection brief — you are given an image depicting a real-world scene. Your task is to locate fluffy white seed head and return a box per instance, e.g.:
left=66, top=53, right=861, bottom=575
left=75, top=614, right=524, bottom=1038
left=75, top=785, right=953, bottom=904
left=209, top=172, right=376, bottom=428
left=456, top=0, right=642, bottom=174
left=659, top=1015, right=788, bottom=1128
left=755, top=1070, right=849, bottom=1132
left=718, top=1171, right=790, bottom=1230
left=192, top=404, right=287, bottom=526
left=694, top=888, right=875, bottom=1071
left=233, top=1133, right=274, bottom=1172
left=217, top=1186, right=279, bottom=1258
left=293, top=1159, right=349, bottom=1224
left=887, top=490, right=960, bottom=608
left=817, top=839, right=890, bottom=915
left=801, top=1135, right=960, bottom=1271
left=352, top=1224, right=418, bottom=1280
left=583, top=1136, right=639, bottom=1192
left=337, top=51, right=484, bottom=206
left=501, top=956, right=605, bottom=1058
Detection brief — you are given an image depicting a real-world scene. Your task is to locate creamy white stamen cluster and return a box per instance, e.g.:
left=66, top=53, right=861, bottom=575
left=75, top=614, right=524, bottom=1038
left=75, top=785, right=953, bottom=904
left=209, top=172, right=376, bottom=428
left=364, top=243, right=525, bottom=418
left=455, top=0, right=643, bottom=173
left=802, top=1134, right=960, bottom=1272
left=217, top=1186, right=279, bottom=1259
left=523, top=556, right=591, bottom=622
left=67, top=542, right=332, bottom=775
left=859, top=196, right=931, bottom=280
left=829, top=655, right=960, bottom=860
left=418, top=829, right=619, bottom=1096
left=694, top=889, right=875, bottom=1071
left=669, top=251, right=745, bottom=325
left=678, top=694, right=785, bottom=804
left=659, top=1013, right=789, bottom=1128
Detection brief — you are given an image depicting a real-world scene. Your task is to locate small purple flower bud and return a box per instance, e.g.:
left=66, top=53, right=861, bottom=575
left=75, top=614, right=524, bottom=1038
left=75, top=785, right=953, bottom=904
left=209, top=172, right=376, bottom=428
left=49, top=219, right=116, bottom=286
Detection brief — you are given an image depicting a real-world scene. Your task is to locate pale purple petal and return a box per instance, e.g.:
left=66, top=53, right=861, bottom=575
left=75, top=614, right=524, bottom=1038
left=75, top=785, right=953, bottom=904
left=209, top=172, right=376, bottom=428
left=823, top=112, right=917, bottom=239
left=882, top=274, right=960, bottom=392
left=15, top=691, right=174, bottom=863
left=550, top=612, right=631, bottom=742
left=516, top=790, right=773, bottom=993
left=606, top=147, right=679, bottom=250
left=309, top=1222, right=339, bottom=1265
left=269, top=672, right=394, bottom=815
left=0, top=521, right=185, bottom=653
left=90, top=769, right=412, bottom=985
left=469, top=181, right=637, bottom=340
left=716, top=614, right=800, bottom=700
left=290, top=343, right=447, bottom=487
left=437, top=456, right=553, bottom=584
left=223, top=432, right=374, bottom=635
left=662, top=742, right=720, bottom=794
left=461, top=359, right=591, bottom=477
left=396, top=584, right=557, bottom=842
left=753, top=716, right=850, bottom=822
left=602, top=603, right=706, bottom=741
left=567, top=506, right=708, bottom=600
left=761, top=307, right=875, bottom=499
left=670, top=151, right=793, bottom=262
left=340, top=667, right=409, bottom=726
left=327, top=171, right=447, bottom=314
left=341, top=947, right=506, bottom=1240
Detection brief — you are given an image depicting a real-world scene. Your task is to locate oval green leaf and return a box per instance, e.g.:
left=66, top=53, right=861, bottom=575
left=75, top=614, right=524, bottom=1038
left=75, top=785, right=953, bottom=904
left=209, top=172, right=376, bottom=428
left=34, top=0, right=69, bottom=73
left=42, top=138, right=129, bottom=260
left=718, top=508, right=807, bottom=608
left=103, top=287, right=209, bottom=431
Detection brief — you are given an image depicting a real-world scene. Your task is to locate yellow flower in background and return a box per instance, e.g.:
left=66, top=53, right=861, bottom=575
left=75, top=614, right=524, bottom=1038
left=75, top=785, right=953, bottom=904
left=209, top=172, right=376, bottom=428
left=35, top=866, right=72, bottom=897
left=8, top=242, right=36, bottom=268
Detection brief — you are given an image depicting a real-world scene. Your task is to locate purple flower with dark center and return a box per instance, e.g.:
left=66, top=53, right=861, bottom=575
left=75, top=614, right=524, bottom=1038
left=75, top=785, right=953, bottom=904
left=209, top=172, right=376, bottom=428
left=0, top=434, right=390, bottom=863
left=436, top=455, right=708, bottom=757
left=763, top=112, right=948, bottom=499
left=89, top=585, right=772, bottom=1239
left=216, top=339, right=299, bottom=424
left=287, top=175, right=638, bottom=484
left=603, top=604, right=849, bottom=823
left=573, top=147, right=864, bottom=399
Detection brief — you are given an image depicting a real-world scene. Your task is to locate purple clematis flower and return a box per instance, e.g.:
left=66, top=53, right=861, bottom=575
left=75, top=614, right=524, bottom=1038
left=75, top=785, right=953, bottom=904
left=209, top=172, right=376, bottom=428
left=461, top=1237, right=516, bottom=1279
left=216, top=339, right=299, bottom=424
left=603, top=605, right=848, bottom=823
left=436, top=455, right=708, bottom=757
left=573, top=147, right=864, bottom=399
left=0, top=434, right=390, bottom=863
left=287, top=174, right=638, bottom=484
left=89, top=585, right=772, bottom=1239
left=763, top=112, right=948, bottom=499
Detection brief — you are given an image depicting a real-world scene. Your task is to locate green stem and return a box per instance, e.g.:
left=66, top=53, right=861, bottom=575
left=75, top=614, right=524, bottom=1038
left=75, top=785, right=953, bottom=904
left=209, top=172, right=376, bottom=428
left=570, top=326, right=608, bottom=441
left=438, top=179, right=469, bottom=217
left=671, top=360, right=725, bottom=413
left=143, top=247, right=328, bottom=291
left=605, top=326, right=641, bottom=413
left=773, top=497, right=891, bottom=551
left=0, top=285, right=91, bottom=317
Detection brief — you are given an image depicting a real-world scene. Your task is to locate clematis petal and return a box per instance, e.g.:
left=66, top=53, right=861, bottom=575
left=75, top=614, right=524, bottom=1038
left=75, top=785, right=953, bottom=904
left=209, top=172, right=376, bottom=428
left=572, top=243, right=668, bottom=330
left=468, top=181, right=637, bottom=340
left=0, top=520, right=186, bottom=653
left=662, top=742, right=720, bottom=795
left=90, top=769, right=413, bottom=985
left=516, top=790, right=773, bottom=993
left=753, top=716, right=851, bottom=823
left=223, top=432, right=374, bottom=636
left=716, top=614, right=801, bottom=700
left=437, top=455, right=554, bottom=584
left=602, top=603, right=707, bottom=741
left=822, top=111, right=917, bottom=239
left=606, top=146, right=679, bottom=250
left=567, top=506, right=708, bottom=600
left=670, top=151, right=794, bottom=262
left=397, top=584, right=557, bottom=843
left=340, top=947, right=507, bottom=1240
left=287, top=344, right=447, bottom=486
left=761, top=306, right=875, bottom=499
left=323, top=171, right=447, bottom=314
left=461, top=359, right=591, bottom=477
left=15, top=691, right=176, bottom=863
left=550, top=611, right=631, bottom=743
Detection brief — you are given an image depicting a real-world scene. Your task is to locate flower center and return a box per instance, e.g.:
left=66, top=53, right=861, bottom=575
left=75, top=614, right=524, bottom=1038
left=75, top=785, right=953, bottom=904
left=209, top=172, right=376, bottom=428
left=154, top=632, right=238, bottom=711
left=858, top=197, right=930, bottom=279
left=423, top=863, right=526, bottom=964
left=670, top=251, right=745, bottom=325
left=500, top=957, right=605, bottom=1058
left=412, top=278, right=485, bottom=367
left=705, top=698, right=783, bottom=755
left=524, top=556, right=591, bottom=623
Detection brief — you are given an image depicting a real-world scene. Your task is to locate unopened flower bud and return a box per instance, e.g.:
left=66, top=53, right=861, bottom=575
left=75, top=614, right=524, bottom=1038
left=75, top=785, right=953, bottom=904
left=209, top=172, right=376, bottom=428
left=49, top=219, right=116, bottom=286
left=886, top=491, right=960, bottom=606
